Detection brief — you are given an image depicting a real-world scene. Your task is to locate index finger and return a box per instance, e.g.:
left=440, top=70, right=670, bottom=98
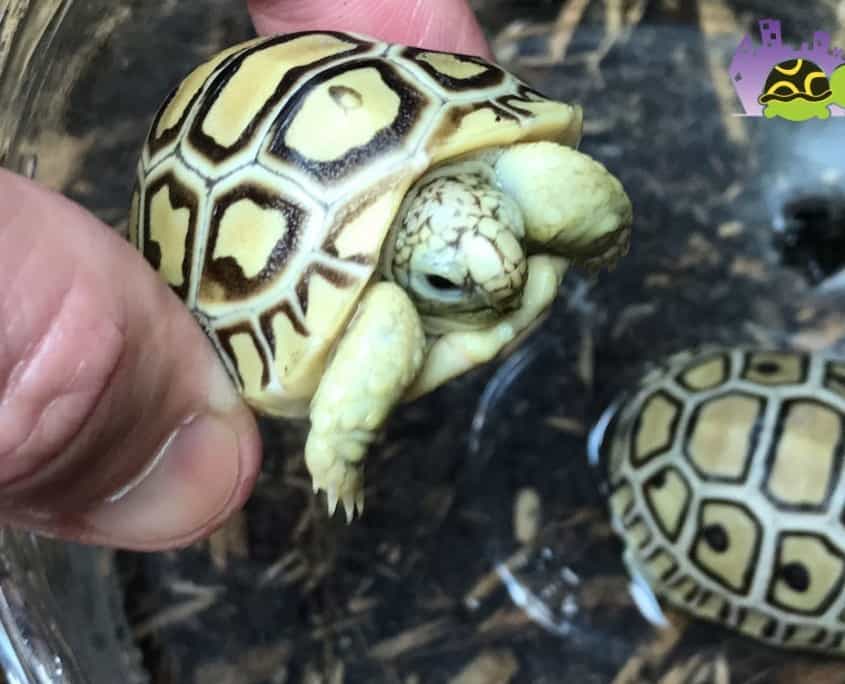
left=247, top=0, right=492, bottom=58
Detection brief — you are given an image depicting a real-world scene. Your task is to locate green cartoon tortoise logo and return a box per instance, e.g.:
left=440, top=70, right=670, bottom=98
left=758, top=58, right=845, bottom=121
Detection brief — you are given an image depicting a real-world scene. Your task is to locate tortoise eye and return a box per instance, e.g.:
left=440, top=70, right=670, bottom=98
left=426, top=274, right=461, bottom=291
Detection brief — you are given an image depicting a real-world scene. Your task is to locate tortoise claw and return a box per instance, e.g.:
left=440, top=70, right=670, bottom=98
left=341, top=490, right=364, bottom=523
left=305, top=427, right=367, bottom=522
left=313, top=475, right=365, bottom=523
left=308, top=453, right=365, bottom=523
left=316, top=484, right=364, bottom=523
left=326, top=488, right=340, bottom=517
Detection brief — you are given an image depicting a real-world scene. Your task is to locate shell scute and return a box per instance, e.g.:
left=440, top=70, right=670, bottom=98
left=642, top=466, right=691, bottom=542
left=676, top=351, right=730, bottom=391
left=630, top=389, right=683, bottom=467
left=683, top=390, right=763, bottom=483
left=199, top=173, right=314, bottom=315
left=184, top=32, right=378, bottom=178
left=260, top=58, right=438, bottom=194
left=768, top=531, right=845, bottom=616
left=762, top=398, right=844, bottom=513
left=138, top=162, right=208, bottom=301
left=603, top=347, right=845, bottom=653
left=690, top=498, right=762, bottom=595
left=145, top=36, right=269, bottom=169
left=393, top=45, right=508, bottom=96
left=216, top=322, right=271, bottom=398
left=741, top=350, right=809, bottom=385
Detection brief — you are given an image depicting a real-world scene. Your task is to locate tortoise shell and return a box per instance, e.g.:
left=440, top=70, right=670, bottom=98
left=758, top=58, right=832, bottom=104
left=129, top=31, right=582, bottom=417
left=599, top=347, right=845, bottom=654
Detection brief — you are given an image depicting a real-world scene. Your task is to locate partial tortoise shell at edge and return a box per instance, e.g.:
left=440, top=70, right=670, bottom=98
left=604, top=347, right=845, bottom=654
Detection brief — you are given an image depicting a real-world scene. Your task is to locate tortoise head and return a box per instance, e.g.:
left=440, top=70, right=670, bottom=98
left=384, top=142, right=632, bottom=333
left=384, top=162, right=529, bottom=331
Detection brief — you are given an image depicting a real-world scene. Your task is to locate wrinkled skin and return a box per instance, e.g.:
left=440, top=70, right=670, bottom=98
left=306, top=141, right=633, bottom=519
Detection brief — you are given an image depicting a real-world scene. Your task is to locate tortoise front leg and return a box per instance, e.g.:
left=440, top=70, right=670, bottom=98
left=306, top=282, right=426, bottom=521
left=492, top=141, right=633, bottom=271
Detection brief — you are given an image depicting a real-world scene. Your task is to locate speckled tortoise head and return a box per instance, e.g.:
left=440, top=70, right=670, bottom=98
left=382, top=142, right=631, bottom=334
left=131, top=31, right=632, bottom=521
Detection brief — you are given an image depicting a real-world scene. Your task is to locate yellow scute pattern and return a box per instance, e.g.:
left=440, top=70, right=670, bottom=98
left=644, top=469, right=689, bottom=539
left=692, top=501, right=758, bottom=592
left=742, top=351, right=804, bottom=385
left=269, top=310, right=312, bottom=391
left=766, top=401, right=841, bottom=508
left=633, top=392, right=678, bottom=464
left=229, top=332, right=265, bottom=398
left=331, top=190, right=406, bottom=259
left=305, top=272, right=356, bottom=339
left=417, top=52, right=488, bottom=79
left=213, top=198, right=290, bottom=279
left=154, top=37, right=265, bottom=140
left=772, top=535, right=844, bottom=614
left=687, top=395, right=760, bottom=480
left=680, top=355, right=727, bottom=390
left=201, top=35, right=359, bottom=148
left=149, top=184, right=191, bottom=287
left=284, top=67, right=401, bottom=162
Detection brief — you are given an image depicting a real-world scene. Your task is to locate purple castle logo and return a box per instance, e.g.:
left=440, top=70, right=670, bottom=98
left=729, top=18, right=845, bottom=119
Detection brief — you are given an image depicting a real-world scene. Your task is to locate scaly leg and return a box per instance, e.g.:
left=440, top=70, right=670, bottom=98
left=491, top=141, right=633, bottom=271
left=306, top=282, right=426, bottom=521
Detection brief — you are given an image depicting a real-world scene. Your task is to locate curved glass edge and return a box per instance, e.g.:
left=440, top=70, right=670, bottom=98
left=0, top=530, right=148, bottom=684
left=0, top=0, right=73, bottom=171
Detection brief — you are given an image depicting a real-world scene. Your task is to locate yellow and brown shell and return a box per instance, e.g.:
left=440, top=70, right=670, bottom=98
left=758, top=58, right=832, bottom=104
left=601, top=347, right=845, bottom=654
left=128, top=31, right=582, bottom=416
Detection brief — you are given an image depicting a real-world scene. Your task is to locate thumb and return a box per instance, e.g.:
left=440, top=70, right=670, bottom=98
left=247, top=0, right=492, bottom=57
left=0, top=168, right=261, bottom=550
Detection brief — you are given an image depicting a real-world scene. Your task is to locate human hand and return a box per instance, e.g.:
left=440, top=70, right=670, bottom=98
left=0, top=0, right=489, bottom=551
left=247, top=0, right=492, bottom=58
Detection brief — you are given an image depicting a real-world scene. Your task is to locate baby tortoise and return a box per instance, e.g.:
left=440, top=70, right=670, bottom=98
left=593, top=347, right=845, bottom=654
left=130, top=31, right=632, bottom=520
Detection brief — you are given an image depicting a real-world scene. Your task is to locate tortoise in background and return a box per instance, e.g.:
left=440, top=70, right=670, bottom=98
left=595, top=346, right=845, bottom=655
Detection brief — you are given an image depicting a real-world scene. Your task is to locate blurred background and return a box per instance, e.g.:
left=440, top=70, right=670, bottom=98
left=1, top=1, right=845, bottom=682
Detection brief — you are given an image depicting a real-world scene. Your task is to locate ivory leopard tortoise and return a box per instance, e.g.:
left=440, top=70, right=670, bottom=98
left=591, top=346, right=845, bottom=654
left=130, top=31, right=632, bottom=520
